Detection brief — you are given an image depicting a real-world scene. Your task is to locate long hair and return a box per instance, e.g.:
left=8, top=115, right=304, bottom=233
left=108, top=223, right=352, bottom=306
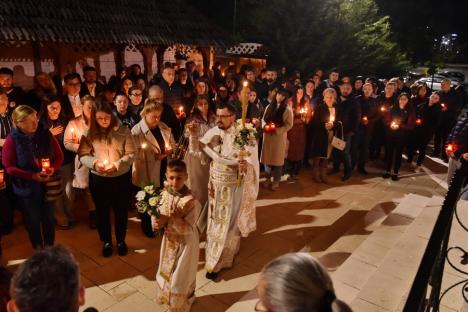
left=260, top=253, right=352, bottom=312
left=291, top=85, right=307, bottom=109
left=88, top=99, right=118, bottom=143
left=39, top=94, right=66, bottom=122
left=190, top=95, right=213, bottom=122
left=264, top=88, right=289, bottom=124
left=33, top=72, right=57, bottom=95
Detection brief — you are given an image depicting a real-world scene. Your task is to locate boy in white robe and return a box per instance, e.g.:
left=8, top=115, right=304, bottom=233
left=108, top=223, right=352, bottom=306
left=152, top=159, right=201, bottom=312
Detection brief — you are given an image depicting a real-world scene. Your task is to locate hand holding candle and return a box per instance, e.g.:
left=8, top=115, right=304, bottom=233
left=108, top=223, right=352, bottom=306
left=41, top=158, right=51, bottom=174
left=441, top=103, right=447, bottom=111
left=390, top=121, right=399, bottom=130
left=416, top=118, right=422, bottom=126
left=446, top=143, right=456, bottom=157
left=362, top=116, right=368, bottom=125
left=380, top=106, right=386, bottom=112
left=0, top=169, right=4, bottom=187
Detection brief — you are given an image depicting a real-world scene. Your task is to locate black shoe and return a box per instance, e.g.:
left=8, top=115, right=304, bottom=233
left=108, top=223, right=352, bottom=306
left=341, top=172, right=351, bottom=181
left=442, top=157, right=449, bottom=163
left=391, top=174, right=400, bottom=181
left=358, top=168, right=368, bottom=175
left=102, top=242, right=113, bottom=257
left=143, top=230, right=156, bottom=238
left=89, top=212, right=97, bottom=229
left=117, top=242, right=128, bottom=256
left=382, top=172, right=391, bottom=179
left=205, top=271, right=218, bottom=280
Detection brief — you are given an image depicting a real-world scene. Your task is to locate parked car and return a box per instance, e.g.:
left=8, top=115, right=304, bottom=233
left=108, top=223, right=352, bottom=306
left=416, top=77, right=459, bottom=91
left=438, top=71, right=465, bottom=83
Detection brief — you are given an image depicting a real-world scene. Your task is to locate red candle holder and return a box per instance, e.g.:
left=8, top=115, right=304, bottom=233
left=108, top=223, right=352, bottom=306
left=446, top=144, right=456, bottom=153
left=41, top=158, right=51, bottom=173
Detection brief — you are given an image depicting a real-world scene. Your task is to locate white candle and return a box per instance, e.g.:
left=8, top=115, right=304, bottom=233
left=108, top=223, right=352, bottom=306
left=329, top=115, right=335, bottom=123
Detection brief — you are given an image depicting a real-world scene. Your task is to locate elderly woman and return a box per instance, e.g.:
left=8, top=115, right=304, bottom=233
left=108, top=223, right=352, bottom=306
left=260, top=88, right=294, bottom=191
left=2, top=105, right=64, bottom=249
left=64, top=95, right=96, bottom=229
left=131, top=100, right=175, bottom=237
left=78, top=100, right=135, bottom=257
left=255, top=253, right=352, bottom=312
left=309, top=88, right=338, bottom=184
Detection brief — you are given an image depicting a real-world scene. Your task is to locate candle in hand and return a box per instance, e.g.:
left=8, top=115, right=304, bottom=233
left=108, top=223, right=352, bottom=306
left=329, top=115, right=335, bottom=123
left=178, top=106, right=184, bottom=114
left=241, top=81, right=248, bottom=127
left=0, top=169, right=4, bottom=184
left=70, top=127, right=75, bottom=139
left=416, top=118, right=422, bottom=126
left=380, top=106, right=386, bottom=112
left=141, top=142, right=147, bottom=149
left=390, top=121, right=399, bottom=130
left=41, top=158, right=51, bottom=173
left=362, top=116, right=368, bottom=122
left=102, top=159, right=109, bottom=169
left=446, top=144, right=455, bottom=153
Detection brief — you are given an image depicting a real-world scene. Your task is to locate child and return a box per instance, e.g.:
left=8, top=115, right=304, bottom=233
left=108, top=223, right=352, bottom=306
left=152, top=159, right=201, bottom=312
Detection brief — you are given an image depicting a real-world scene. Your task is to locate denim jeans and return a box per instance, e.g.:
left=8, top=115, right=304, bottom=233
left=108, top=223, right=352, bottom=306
left=18, top=189, right=55, bottom=248
left=264, top=165, right=283, bottom=182
left=332, top=134, right=353, bottom=174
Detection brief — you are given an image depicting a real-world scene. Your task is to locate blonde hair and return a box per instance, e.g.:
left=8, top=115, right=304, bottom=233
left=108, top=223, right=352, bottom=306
left=322, top=87, right=337, bottom=99
left=140, top=99, right=164, bottom=118
left=12, top=105, right=36, bottom=124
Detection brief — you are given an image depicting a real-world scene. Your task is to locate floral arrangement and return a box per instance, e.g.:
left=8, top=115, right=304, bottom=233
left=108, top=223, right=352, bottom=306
left=135, top=184, right=163, bottom=218
left=233, top=119, right=258, bottom=150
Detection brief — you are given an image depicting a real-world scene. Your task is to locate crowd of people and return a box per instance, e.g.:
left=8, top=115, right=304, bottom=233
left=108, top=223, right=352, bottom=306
left=0, top=62, right=467, bottom=311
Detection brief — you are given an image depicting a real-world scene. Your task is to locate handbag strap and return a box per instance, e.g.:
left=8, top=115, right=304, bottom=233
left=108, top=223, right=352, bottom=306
left=336, top=121, right=344, bottom=139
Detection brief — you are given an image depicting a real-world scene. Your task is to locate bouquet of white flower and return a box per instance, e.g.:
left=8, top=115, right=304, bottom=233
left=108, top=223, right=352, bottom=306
left=233, top=119, right=258, bottom=150
left=135, top=184, right=163, bottom=218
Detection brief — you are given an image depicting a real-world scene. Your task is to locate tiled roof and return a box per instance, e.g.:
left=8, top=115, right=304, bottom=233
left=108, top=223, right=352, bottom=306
left=0, top=0, right=229, bottom=47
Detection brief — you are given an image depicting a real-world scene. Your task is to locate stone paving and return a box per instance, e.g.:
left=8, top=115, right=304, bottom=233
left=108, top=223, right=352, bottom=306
left=0, top=157, right=449, bottom=312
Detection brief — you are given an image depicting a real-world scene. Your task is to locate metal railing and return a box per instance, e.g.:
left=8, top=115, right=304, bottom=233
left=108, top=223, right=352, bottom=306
left=403, top=160, right=468, bottom=312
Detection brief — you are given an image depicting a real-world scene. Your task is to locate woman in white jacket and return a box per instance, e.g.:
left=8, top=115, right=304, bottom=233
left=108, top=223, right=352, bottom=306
left=63, top=95, right=96, bottom=228
left=131, top=100, right=175, bottom=237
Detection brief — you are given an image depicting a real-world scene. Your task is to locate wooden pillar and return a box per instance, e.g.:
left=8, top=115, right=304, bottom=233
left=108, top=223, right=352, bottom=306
left=155, top=45, right=168, bottom=76
left=114, top=45, right=125, bottom=73
left=31, top=41, right=42, bottom=74
left=198, top=46, right=211, bottom=74
left=139, top=46, right=155, bottom=82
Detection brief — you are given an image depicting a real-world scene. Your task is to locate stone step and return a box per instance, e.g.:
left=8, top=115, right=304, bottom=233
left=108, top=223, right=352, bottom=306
left=348, top=196, right=443, bottom=311
left=332, top=194, right=434, bottom=305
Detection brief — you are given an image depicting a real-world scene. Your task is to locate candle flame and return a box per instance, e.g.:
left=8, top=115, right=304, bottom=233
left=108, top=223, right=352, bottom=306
left=141, top=142, right=147, bottom=149
left=243, top=81, right=248, bottom=87
left=329, top=115, right=335, bottom=122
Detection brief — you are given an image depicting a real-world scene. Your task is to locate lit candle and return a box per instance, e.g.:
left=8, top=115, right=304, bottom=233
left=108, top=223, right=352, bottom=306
left=178, top=106, right=184, bottom=114
left=390, top=121, right=399, bottom=130
left=441, top=103, right=446, bottom=109
left=416, top=118, right=422, bottom=126
left=380, top=106, right=386, bottom=112
left=141, top=142, right=147, bottom=149
left=362, top=116, right=368, bottom=122
left=103, top=159, right=109, bottom=169
left=0, top=169, right=4, bottom=184
left=70, top=127, right=75, bottom=139
left=241, top=80, right=249, bottom=127
left=41, top=158, right=51, bottom=173
left=329, top=115, right=335, bottom=123
left=222, top=72, right=225, bottom=77
left=446, top=144, right=455, bottom=153
left=265, top=124, right=271, bottom=132
left=141, top=142, right=150, bottom=179
left=270, top=122, right=276, bottom=131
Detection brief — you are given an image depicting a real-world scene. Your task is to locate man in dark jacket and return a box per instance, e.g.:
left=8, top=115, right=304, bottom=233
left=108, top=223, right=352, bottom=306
left=80, top=66, right=105, bottom=98
left=61, top=73, right=82, bottom=120
left=332, top=82, right=361, bottom=181
left=446, top=112, right=468, bottom=200
left=316, top=69, right=340, bottom=100
left=355, top=82, right=379, bottom=174
left=158, top=66, right=185, bottom=114
left=0, top=67, right=26, bottom=113
left=434, top=79, right=463, bottom=162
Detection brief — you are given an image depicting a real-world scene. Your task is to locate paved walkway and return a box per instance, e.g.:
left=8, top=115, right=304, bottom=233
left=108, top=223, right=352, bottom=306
left=0, top=158, right=449, bottom=311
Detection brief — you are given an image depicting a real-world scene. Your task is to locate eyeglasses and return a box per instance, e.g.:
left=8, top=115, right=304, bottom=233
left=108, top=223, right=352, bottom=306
left=67, top=82, right=81, bottom=87
left=215, top=114, right=233, bottom=119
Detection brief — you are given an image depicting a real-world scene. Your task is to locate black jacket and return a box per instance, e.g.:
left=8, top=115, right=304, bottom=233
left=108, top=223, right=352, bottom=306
left=80, top=82, right=105, bottom=98
left=414, top=102, right=441, bottom=137
left=309, top=104, right=334, bottom=158
left=447, top=113, right=468, bottom=159
left=336, top=95, right=361, bottom=136
left=356, top=95, right=379, bottom=133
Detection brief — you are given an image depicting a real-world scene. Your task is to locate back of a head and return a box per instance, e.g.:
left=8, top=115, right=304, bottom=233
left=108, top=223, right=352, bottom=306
left=10, top=245, right=80, bottom=312
left=261, top=253, right=352, bottom=312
